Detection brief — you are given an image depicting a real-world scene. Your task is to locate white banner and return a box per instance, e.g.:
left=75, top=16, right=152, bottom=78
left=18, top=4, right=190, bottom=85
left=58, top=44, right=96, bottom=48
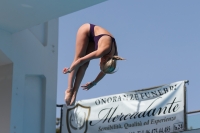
left=61, top=81, right=187, bottom=133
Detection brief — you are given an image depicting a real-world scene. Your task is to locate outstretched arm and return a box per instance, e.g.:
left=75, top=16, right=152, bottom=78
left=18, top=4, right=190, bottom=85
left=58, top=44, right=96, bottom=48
left=81, top=71, right=106, bottom=90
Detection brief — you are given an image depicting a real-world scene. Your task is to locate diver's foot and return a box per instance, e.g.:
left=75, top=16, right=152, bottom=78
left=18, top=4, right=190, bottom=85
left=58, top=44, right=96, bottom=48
left=65, top=89, right=73, bottom=105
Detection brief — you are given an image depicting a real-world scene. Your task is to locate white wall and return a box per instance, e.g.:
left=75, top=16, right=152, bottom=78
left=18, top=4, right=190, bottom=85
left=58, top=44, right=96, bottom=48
left=0, top=18, right=58, bottom=133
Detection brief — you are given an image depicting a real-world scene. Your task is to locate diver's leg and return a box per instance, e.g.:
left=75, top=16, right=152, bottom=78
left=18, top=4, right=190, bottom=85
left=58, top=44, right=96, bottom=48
left=65, top=23, right=90, bottom=105
left=69, top=41, right=95, bottom=105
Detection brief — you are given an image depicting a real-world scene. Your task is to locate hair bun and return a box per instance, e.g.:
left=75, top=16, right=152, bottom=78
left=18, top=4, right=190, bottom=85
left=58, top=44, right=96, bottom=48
left=112, top=56, right=125, bottom=60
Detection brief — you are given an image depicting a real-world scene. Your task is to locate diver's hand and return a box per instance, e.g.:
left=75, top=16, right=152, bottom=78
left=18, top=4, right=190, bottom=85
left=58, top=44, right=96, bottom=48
left=63, top=67, right=71, bottom=74
left=81, top=81, right=97, bottom=90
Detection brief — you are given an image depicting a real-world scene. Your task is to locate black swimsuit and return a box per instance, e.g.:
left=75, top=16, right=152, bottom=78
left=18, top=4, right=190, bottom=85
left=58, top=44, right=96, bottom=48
left=89, top=24, right=117, bottom=55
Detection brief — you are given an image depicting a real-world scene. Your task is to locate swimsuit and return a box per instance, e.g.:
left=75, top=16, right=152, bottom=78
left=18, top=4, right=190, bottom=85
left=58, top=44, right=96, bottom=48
left=89, top=24, right=117, bottom=55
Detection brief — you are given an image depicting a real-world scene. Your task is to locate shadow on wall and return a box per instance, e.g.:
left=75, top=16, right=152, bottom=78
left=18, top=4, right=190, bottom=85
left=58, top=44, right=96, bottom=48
left=0, top=49, right=13, bottom=133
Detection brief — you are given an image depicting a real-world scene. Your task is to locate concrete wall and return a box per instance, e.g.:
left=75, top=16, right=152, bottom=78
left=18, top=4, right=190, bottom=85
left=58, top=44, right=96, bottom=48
left=0, top=18, right=58, bottom=133
left=0, top=29, right=12, bottom=133
left=0, top=63, right=13, bottom=133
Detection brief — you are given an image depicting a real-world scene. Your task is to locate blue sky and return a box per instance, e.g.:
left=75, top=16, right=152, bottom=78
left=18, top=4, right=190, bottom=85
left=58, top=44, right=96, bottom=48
left=57, top=0, right=200, bottom=120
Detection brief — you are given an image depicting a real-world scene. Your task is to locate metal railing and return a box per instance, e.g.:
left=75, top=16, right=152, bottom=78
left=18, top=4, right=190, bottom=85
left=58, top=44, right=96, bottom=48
left=57, top=104, right=63, bottom=133
left=187, top=110, right=200, bottom=114
left=187, top=110, right=200, bottom=130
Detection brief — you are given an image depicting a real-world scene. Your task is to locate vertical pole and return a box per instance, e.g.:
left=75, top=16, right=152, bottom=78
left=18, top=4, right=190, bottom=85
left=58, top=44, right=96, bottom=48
left=57, top=105, right=63, bottom=133
left=60, top=106, right=63, bottom=133
left=184, top=80, right=189, bottom=131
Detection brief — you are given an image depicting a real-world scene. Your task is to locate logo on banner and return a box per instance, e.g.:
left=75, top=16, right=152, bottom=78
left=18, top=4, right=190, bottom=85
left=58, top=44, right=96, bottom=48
left=66, top=104, right=91, bottom=133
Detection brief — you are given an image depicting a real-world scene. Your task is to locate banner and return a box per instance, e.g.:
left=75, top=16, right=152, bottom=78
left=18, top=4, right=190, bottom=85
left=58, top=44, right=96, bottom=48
left=61, top=81, right=187, bottom=133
